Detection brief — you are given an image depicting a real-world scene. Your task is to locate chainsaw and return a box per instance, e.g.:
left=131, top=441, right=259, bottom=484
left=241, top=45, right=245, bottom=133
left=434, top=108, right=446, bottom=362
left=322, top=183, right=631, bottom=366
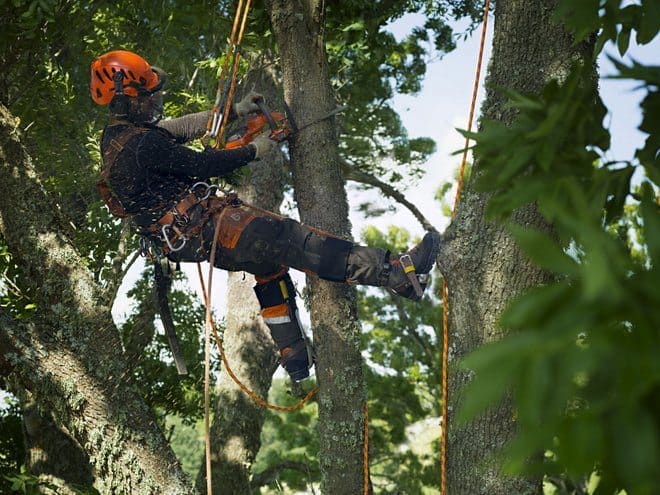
left=225, top=97, right=348, bottom=149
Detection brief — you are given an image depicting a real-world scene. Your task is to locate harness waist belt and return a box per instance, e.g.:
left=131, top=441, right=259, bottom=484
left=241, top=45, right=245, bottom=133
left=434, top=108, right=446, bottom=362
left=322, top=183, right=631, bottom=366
left=156, top=192, right=201, bottom=227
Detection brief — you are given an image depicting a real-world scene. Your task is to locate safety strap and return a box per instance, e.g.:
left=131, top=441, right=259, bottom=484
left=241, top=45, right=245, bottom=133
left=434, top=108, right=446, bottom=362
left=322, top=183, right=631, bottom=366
left=254, top=272, right=297, bottom=309
left=97, top=126, right=149, bottom=218
left=399, top=254, right=424, bottom=298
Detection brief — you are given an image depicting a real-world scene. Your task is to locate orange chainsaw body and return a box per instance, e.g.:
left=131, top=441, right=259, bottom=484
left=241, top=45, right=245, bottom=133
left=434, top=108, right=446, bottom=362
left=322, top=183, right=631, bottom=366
left=225, top=111, right=290, bottom=149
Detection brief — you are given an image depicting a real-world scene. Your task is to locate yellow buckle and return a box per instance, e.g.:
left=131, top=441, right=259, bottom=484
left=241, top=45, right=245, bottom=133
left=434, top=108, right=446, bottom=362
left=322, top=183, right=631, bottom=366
left=399, top=254, right=424, bottom=298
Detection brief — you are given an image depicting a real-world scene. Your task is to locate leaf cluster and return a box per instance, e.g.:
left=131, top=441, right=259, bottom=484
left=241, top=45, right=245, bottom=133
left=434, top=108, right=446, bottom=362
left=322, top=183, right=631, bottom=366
left=458, top=7, right=660, bottom=493
left=120, top=267, right=212, bottom=422
left=253, top=379, right=320, bottom=493
left=554, top=0, right=659, bottom=55
left=322, top=1, right=479, bottom=182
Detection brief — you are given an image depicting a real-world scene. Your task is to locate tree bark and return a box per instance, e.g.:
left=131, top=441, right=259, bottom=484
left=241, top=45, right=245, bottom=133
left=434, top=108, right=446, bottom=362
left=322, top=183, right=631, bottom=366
left=197, top=69, right=284, bottom=494
left=0, top=104, right=194, bottom=494
left=437, top=1, right=594, bottom=493
left=20, top=389, right=94, bottom=489
left=267, top=1, right=368, bottom=493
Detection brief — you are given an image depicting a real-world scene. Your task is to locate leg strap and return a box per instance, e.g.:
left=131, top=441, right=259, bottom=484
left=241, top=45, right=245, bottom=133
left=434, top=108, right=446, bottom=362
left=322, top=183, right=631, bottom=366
left=317, top=236, right=353, bottom=282
left=254, top=271, right=297, bottom=310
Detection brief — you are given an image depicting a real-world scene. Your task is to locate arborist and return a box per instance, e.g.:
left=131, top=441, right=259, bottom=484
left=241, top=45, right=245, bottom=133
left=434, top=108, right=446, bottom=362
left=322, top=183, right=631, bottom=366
left=91, top=50, right=440, bottom=382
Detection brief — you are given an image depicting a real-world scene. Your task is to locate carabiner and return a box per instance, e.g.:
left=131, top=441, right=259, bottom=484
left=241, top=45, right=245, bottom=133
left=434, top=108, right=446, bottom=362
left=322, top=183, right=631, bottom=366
left=191, top=181, right=220, bottom=201
left=161, top=224, right=187, bottom=252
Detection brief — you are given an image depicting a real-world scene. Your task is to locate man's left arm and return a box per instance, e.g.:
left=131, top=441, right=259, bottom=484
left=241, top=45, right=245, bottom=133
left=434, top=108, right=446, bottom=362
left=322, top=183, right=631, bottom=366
left=157, top=110, right=213, bottom=143
left=158, top=92, right=262, bottom=143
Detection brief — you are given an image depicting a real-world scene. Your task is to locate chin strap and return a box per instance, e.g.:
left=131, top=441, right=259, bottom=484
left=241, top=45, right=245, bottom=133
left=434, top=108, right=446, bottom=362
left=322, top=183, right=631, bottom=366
left=108, top=72, right=129, bottom=119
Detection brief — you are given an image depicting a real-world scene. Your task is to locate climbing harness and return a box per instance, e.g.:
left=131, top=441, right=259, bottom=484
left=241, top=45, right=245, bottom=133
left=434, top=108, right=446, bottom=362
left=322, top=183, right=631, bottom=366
left=154, top=182, right=236, bottom=253
left=441, top=1, right=491, bottom=494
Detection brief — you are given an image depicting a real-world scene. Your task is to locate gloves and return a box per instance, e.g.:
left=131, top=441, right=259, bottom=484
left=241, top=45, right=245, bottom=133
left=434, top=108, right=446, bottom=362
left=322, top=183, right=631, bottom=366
left=251, top=132, right=278, bottom=159
left=234, top=91, right=263, bottom=117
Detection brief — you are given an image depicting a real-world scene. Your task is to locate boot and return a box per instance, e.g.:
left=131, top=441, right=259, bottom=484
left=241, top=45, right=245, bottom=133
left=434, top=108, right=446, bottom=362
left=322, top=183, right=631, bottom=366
left=346, top=231, right=440, bottom=300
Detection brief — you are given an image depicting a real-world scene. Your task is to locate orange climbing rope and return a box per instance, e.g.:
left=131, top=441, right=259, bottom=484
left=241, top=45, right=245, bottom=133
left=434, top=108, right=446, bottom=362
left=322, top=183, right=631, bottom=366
left=203, top=0, right=253, bottom=147
left=441, top=2, right=490, bottom=494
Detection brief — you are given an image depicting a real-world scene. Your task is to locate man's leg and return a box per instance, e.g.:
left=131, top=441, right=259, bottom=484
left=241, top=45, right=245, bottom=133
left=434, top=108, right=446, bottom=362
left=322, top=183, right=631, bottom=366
left=211, top=202, right=440, bottom=300
left=252, top=268, right=313, bottom=382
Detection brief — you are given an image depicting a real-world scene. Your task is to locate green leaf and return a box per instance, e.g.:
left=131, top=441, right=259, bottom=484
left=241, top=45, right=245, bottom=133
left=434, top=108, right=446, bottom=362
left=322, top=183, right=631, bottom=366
left=457, top=346, right=522, bottom=424
left=500, top=283, right=575, bottom=330
left=509, top=224, right=579, bottom=275
left=342, top=21, right=364, bottom=32
left=611, top=408, right=660, bottom=491
left=617, top=26, right=631, bottom=57
left=639, top=182, right=660, bottom=267
left=603, top=165, right=634, bottom=224
left=637, top=0, right=660, bottom=44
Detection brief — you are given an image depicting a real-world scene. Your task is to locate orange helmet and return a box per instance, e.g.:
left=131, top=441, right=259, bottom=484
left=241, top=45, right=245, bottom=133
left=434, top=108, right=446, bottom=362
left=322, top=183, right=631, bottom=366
left=90, top=50, right=165, bottom=105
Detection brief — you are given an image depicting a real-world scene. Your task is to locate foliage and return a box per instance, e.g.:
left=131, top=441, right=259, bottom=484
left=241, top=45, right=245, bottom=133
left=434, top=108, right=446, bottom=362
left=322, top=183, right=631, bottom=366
left=3, top=465, right=100, bottom=495
left=3, top=466, right=57, bottom=495
left=554, top=0, right=659, bottom=55
left=120, top=267, right=215, bottom=421
left=0, top=237, right=36, bottom=319
left=323, top=1, right=483, bottom=182
left=166, top=414, right=205, bottom=480
left=0, top=396, right=24, bottom=494
left=253, top=379, right=320, bottom=493
left=457, top=2, right=660, bottom=494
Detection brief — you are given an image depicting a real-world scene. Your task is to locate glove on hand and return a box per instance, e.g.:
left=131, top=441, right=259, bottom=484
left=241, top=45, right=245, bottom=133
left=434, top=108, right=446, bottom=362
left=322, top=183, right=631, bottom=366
left=251, top=133, right=278, bottom=160
left=234, top=91, right=263, bottom=117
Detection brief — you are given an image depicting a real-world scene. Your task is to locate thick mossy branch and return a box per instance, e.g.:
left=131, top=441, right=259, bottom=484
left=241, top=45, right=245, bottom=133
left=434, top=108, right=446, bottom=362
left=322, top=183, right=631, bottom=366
left=0, top=103, right=194, bottom=495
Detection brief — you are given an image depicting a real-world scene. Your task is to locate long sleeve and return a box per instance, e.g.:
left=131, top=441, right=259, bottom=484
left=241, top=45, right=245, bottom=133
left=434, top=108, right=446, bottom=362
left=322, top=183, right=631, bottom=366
left=158, top=110, right=212, bottom=143
left=138, top=128, right=256, bottom=180
left=158, top=106, right=239, bottom=143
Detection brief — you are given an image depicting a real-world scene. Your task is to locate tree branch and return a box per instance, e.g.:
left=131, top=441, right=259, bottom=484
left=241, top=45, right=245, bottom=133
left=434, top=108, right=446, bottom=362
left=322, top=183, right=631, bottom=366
left=0, top=103, right=194, bottom=493
left=391, top=296, right=435, bottom=365
left=339, top=158, right=436, bottom=231
left=251, top=460, right=314, bottom=488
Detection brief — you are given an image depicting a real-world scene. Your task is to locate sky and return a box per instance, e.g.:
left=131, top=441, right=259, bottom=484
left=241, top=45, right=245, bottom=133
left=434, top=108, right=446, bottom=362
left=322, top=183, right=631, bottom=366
left=111, top=13, right=659, bottom=371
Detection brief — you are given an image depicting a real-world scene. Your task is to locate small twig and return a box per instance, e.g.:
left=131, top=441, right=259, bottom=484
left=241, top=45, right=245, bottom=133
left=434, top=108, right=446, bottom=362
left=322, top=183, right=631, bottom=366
left=107, top=249, right=140, bottom=307
left=340, top=158, right=435, bottom=231
left=392, top=296, right=436, bottom=365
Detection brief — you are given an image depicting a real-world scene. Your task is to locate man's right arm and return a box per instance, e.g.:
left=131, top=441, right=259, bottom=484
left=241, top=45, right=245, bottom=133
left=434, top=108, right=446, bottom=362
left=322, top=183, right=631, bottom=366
left=142, top=130, right=257, bottom=180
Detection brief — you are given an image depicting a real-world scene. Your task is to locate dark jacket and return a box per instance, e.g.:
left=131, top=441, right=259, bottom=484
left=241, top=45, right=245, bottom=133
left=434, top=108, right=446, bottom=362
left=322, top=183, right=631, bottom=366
left=100, top=110, right=255, bottom=227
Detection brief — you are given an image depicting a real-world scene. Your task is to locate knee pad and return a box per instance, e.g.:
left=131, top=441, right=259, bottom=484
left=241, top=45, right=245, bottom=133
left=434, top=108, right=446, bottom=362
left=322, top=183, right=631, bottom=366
left=317, top=236, right=353, bottom=282
left=233, top=216, right=286, bottom=264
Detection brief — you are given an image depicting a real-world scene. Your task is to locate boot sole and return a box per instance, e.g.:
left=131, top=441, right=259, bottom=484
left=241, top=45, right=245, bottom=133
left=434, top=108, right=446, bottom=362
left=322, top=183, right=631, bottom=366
left=416, top=231, right=441, bottom=274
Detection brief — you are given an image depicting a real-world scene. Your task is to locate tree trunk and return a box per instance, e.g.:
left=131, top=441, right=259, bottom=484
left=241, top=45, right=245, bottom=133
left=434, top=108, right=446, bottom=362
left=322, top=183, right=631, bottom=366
left=197, top=69, right=284, bottom=494
left=267, top=1, right=368, bottom=493
left=0, top=104, right=194, bottom=494
left=438, top=1, right=594, bottom=493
